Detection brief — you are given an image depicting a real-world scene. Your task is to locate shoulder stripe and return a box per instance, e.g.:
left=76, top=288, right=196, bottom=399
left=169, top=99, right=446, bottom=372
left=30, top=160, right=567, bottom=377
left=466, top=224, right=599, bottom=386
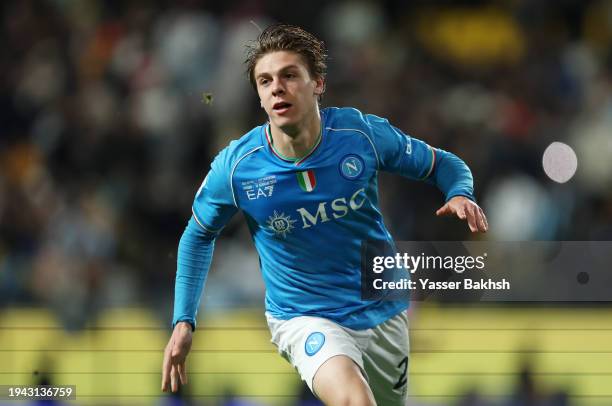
left=325, top=127, right=380, bottom=169
left=230, top=146, right=264, bottom=206
left=422, top=147, right=436, bottom=180
left=191, top=208, right=221, bottom=234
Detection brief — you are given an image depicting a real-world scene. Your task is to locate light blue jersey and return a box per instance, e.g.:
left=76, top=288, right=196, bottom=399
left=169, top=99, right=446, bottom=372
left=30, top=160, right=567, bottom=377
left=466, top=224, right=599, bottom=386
left=173, top=107, right=474, bottom=330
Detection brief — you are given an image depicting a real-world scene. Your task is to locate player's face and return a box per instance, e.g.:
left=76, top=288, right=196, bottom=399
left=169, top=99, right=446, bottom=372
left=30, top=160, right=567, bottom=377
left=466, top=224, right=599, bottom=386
left=254, top=51, right=324, bottom=132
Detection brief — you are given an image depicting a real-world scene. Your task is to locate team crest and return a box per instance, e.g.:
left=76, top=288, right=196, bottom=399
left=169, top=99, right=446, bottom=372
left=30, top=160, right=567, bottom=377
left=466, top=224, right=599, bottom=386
left=305, top=332, right=325, bottom=356
left=296, top=170, right=316, bottom=192
left=339, top=154, right=365, bottom=180
left=267, top=210, right=297, bottom=238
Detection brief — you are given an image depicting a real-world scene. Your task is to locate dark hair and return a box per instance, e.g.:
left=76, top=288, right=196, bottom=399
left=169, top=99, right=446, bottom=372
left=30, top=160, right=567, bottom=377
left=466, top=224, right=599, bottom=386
left=245, top=24, right=328, bottom=90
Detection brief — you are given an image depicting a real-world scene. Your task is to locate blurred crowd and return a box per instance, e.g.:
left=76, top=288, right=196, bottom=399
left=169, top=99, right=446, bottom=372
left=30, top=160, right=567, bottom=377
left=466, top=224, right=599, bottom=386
left=1, top=0, right=611, bottom=329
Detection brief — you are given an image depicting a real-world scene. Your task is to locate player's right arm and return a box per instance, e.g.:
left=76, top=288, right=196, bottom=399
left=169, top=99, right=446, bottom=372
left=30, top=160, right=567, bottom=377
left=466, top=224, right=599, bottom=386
left=162, top=147, right=238, bottom=392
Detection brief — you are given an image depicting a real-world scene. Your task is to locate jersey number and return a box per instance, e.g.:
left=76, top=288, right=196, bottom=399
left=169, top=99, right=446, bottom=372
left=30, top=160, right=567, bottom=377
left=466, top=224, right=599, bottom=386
left=393, top=356, right=408, bottom=390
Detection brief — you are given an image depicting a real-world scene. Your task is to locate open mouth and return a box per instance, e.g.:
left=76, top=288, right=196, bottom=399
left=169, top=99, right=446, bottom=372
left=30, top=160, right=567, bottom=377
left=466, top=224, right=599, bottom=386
left=273, top=102, right=292, bottom=112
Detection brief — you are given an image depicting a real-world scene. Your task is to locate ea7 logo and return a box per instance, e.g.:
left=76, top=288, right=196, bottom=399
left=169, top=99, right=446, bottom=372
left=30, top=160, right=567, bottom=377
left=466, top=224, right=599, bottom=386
left=242, top=176, right=277, bottom=200
left=296, top=188, right=366, bottom=229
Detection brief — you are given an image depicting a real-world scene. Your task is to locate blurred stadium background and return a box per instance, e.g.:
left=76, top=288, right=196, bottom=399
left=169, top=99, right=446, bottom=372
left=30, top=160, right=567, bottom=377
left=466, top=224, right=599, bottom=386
left=1, top=0, right=611, bottom=405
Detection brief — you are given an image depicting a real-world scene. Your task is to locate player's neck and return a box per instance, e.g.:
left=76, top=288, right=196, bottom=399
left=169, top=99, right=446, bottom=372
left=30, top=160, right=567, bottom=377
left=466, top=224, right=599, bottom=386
left=269, top=109, right=321, bottom=160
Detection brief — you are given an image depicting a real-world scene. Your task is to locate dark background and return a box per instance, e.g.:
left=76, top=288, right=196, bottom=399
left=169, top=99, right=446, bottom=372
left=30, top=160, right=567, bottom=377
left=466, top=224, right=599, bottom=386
left=0, top=1, right=611, bottom=405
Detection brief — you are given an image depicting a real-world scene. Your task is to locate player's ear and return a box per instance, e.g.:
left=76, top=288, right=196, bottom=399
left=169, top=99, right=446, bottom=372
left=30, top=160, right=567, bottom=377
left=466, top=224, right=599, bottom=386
left=314, top=77, right=325, bottom=96
left=260, top=100, right=264, bottom=108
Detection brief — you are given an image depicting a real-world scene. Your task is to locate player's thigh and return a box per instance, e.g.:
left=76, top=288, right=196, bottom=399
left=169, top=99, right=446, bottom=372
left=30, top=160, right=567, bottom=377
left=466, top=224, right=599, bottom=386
left=363, top=311, right=410, bottom=406
left=313, top=354, right=376, bottom=406
left=266, top=314, right=367, bottom=396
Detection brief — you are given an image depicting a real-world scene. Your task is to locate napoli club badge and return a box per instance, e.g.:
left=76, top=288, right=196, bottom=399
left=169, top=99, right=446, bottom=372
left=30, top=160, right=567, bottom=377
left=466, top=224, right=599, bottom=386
left=305, top=332, right=325, bottom=356
left=339, top=154, right=365, bottom=180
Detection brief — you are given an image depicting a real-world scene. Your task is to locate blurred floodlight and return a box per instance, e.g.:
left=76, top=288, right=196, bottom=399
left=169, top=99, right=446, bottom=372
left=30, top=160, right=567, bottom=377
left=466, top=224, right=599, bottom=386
left=542, top=142, right=578, bottom=183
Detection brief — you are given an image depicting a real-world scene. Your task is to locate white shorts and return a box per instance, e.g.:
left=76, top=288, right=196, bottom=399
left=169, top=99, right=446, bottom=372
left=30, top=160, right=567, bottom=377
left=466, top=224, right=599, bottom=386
left=266, top=311, right=410, bottom=405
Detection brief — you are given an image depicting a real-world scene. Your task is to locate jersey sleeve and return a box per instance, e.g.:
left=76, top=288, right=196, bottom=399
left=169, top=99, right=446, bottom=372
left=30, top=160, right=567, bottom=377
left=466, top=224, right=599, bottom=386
left=172, top=216, right=215, bottom=330
left=192, top=147, right=239, bottom=234
left=364, top=113, right=475, bottom=201
left=173, top=148, right=238, bottom=330
left=364, top=114, right=436, bottom=179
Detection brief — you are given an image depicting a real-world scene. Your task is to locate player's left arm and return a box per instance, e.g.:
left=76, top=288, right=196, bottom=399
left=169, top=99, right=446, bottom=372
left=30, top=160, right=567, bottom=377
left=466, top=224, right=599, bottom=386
left=364, top=113, right=488, bottom=233
left=428, top=151, right=488, bottom=233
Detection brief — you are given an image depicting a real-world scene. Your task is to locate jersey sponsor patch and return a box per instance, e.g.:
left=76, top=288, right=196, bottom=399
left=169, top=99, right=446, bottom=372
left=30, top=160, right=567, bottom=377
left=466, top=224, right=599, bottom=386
left=339, top=154, right=365, bottom=180
left=305, top=332, right=325, bottom=356
left=267, top=210, right=297, bottom=238
left=296, top=170, right=316, bottom=192
left=296, top=188, right=366, bottom=229
left=242, top=175, right=277, bottom=200
left=405, top=137, right=412, bottom=155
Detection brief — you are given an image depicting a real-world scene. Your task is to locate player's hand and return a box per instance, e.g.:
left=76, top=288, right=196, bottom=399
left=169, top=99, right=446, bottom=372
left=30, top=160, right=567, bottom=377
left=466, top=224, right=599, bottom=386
left=436, top=196, right=488, bottom=233
left=161, top=321, right=193, bottom=392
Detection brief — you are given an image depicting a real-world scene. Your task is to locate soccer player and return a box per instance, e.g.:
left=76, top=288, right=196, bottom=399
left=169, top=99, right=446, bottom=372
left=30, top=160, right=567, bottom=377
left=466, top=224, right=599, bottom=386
left=161, top=24, right=488, bottom=405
